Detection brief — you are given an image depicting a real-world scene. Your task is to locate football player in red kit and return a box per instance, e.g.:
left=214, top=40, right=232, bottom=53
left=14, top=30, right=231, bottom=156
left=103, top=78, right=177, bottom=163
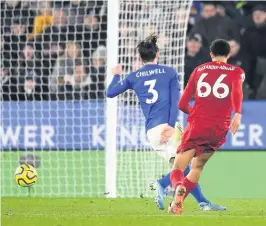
left=167, top=39, right=244, bottom=215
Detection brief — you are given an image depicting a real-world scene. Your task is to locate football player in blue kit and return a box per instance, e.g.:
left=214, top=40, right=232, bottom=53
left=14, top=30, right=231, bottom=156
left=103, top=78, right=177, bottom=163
left=106, top=34, right=226, bottom=211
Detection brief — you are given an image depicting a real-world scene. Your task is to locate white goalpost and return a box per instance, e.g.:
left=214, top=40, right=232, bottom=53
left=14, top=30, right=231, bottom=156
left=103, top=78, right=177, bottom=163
left=1, top=0, right=192, bottom=198
left=106, top=0, right=119, bottom=198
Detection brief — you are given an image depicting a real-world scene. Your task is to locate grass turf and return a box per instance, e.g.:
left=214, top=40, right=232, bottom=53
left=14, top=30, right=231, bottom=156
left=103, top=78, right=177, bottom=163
left=2, top=152, right=266, bottom=225
left=2, top=197, right=266, bottom=226
left=2, top=152, right=266, bottom=198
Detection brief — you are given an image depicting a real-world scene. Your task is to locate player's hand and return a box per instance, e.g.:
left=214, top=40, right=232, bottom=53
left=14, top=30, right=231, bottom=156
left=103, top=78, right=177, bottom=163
left=230, top=113, right=241, bottom=135
left=112, top=65, right=122, bottom=76
left=160, top=125, right=175, bottom=144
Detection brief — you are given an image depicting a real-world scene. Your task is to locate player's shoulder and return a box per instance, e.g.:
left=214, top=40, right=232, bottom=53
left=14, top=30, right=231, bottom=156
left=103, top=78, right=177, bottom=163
left=158, top=64, right=173, bottom=70
left=127, top=70, right=136, bottom=77
left=124, top=71, right=137, bottom=84
left=158, top=64, right=178, bottom=76
left=224, top=63, right=244, bottom=73
left=224, top=63, right=245, bottom=81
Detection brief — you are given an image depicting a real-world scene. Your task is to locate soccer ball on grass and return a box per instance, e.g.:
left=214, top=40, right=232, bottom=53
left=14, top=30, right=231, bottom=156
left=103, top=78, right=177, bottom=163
left=15, top=164, right=38, bottom=187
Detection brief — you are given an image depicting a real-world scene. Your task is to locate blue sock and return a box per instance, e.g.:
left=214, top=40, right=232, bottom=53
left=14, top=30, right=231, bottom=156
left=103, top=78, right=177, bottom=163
left=158, top=172, right=171, bottom=189
left=184, top=164, right=209, bottom=203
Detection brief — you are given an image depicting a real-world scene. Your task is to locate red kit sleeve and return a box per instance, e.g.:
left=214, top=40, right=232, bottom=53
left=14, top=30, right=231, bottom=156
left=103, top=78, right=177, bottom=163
left=178, top=69, right=196, bottom=114
left=231, top=72, right=244, bottom=114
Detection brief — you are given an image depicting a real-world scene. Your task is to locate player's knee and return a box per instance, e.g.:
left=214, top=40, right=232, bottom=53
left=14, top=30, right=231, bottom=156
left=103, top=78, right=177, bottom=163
left=172, top=162, right=187, bottom=171
left=191, top=159, right=206, bottom=171
left=191, top=152, right=213, bottom=171
left=195, top=159, right=208, bottom=171
left=191, top=164, right=203, bottom=173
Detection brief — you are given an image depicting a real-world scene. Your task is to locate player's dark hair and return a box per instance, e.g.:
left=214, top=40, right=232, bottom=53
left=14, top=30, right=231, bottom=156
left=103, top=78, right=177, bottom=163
left=210, top=39, right=231, bottom=57
left=137, top=34, right=159, bottom=63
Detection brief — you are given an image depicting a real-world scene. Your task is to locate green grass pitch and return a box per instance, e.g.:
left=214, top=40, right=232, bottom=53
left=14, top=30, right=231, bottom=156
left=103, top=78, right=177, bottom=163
left=1, top=151, right=266, bottom=226
left=2, top=197, right=266, bottom=226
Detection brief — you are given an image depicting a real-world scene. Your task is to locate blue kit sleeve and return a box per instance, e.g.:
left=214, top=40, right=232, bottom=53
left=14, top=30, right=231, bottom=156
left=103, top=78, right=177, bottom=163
left=106, top=74, right=132, bottom=98
left=168, top=72, right=179, bottom=127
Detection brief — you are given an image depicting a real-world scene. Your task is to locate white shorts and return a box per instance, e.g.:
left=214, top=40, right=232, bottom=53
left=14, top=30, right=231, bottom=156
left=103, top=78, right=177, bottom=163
left=147, top=123, right=182, bottom=163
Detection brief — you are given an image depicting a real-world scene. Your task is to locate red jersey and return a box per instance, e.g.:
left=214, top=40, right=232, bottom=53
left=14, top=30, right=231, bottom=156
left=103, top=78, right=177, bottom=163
left=179, top=61, right=244, bottom=122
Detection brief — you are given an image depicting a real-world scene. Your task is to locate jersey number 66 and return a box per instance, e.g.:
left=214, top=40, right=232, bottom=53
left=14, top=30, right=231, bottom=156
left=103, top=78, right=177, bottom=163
left=197, top=73, right=229, bottom=99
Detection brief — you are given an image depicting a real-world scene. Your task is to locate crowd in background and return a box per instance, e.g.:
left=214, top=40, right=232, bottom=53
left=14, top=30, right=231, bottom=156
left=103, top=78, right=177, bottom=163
left=186, top=1, right=266, bottom=99
left=1, top=0, right=106, bottom=100
left=1, top=0, right=266, bottom=101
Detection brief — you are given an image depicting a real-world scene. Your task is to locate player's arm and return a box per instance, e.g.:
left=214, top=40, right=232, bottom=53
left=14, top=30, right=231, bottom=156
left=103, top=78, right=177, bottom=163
left=106, top=65, right=131, bottom=98
left=230, top=72, right=244, bottom=134
left=160, top=71, right=179, bottom=143
left=178, top=69, right=196, bottom=114
left=168, top=72, right=179, bottom=127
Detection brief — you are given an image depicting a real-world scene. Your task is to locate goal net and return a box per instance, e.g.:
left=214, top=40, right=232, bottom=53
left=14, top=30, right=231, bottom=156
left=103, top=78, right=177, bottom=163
left=1, top=0, right=192, bottom=197
left=115, top=0, right=192, bottom=197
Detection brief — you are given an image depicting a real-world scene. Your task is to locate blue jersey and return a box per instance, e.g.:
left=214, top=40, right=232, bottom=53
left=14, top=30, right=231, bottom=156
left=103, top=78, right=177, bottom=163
left=107, top=64, right=179, bottom=131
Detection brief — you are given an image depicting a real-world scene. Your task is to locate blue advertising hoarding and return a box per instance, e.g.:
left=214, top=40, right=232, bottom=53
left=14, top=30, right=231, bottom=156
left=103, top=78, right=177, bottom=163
left=1, top=101, right=265, bottom=150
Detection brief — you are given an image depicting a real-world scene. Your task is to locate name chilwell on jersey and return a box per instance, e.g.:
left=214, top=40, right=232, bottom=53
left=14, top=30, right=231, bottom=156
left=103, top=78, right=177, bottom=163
left=136, top=68, right=166, bottom=77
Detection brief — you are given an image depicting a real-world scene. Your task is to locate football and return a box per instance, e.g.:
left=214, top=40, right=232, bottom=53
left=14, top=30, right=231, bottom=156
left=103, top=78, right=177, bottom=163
left=15, top=164, right=38, bottom=187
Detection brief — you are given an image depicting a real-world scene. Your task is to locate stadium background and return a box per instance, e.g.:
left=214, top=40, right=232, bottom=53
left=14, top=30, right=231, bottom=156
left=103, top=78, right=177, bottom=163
left=1, top=0, right=266, bottom=200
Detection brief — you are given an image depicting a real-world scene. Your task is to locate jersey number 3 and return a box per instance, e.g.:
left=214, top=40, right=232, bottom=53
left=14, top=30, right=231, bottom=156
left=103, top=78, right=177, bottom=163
left=144, top=79, right=158, bottom=104
left=197, top=73, right=229, bottom=99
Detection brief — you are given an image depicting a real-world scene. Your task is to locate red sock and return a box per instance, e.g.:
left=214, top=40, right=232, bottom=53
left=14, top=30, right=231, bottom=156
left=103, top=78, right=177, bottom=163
left=170, top=169, right=184, bottom=190
left=183, top=177, right=197, bottom=199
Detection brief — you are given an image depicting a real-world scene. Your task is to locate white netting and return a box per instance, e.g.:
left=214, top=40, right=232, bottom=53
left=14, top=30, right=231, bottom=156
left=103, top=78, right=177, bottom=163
left=1, top=0, right=192, bottom=197
left=116, top=0, right=192, bottom=197
left=1, top=0, right=107, bottom=197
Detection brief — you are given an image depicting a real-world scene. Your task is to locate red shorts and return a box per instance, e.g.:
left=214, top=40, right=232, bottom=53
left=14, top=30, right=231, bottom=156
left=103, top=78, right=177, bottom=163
left=177, top=118, right=230, bottom=156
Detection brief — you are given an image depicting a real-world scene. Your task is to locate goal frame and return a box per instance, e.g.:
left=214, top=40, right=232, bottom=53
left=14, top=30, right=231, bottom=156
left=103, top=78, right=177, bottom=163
left=105, top=0, right=119, bottom=198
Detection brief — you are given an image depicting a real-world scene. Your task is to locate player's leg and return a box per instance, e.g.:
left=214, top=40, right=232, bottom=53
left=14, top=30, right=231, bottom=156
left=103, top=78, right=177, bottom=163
left=169, top=149, right=210, bottom=215
left=184, top=151, right=215, bottom=198
left=181, top=159, right=226, bottom=210
left=155, top=122, right=182, bottom=194
left=184, top=164, right=209, bottom=203
left=156, top=156, right=174, bottom=191
left=147, top=124, right=173, bottom=210
left=168, top=123, right=221, bottom=211
left=154, top=172, right=170, bottom=209
left=188, top=122, right=229, bottom=211
left=172, top=122, right=211, bottom=205
left=153, top=156, right=174, bottom=210
left=153, top=121, right=185, bottom=210
left=169, top=149, right=196, bottom=215
left=155, top=158, right=211, bottom=210
left=148, top=123, right=223, bottom=211
left=156, top=155, right=225, bottom=211
left=188, top=151, right=226, bottom=211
